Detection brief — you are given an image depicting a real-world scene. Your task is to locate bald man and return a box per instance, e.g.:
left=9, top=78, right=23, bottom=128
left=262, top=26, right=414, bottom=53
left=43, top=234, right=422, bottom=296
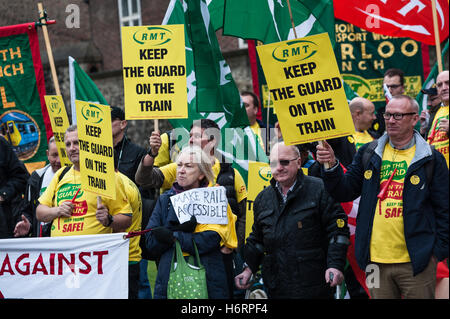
left=427, top=70, right=449, bottom=167
left=349, top=97, right=377, bottom=150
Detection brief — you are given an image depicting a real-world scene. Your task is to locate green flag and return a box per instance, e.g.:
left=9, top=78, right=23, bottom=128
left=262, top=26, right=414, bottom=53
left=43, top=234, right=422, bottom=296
left=344, top=81, right=359, bottom=103
left=223, top=0, right=335, bottom=46
left=183, top=0, right=250, bottom=122
left=69, top=56, right=108, bottom=124
left=163, top=0, right=268, bottom=182
left=207, top=0, right=225, bottom=31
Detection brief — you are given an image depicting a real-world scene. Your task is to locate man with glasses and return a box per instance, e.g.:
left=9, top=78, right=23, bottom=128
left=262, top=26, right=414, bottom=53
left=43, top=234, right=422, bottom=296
left=235, top=141, right=349, bottom=299
left=316, top=95, right=449, bottom=299
left=383, top=68, right=405, bottom=97
left=370, top=69, right=406, bottom=139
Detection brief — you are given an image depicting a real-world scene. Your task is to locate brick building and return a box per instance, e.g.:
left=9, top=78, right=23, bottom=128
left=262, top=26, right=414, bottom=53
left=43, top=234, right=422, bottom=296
left=1, top=0, right=252, bottom=148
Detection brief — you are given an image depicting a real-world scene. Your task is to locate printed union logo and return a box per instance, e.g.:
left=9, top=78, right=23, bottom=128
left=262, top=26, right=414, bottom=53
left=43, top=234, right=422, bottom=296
left=81, top=104, right=103, bottom=124
left=132, top=26, right=172, bottom=46
left=258, top=166, right=272, bottom=181
left=49, top=97, right=62, bottom=114
left=342, top=74, right=372, bottom=99
left=271, top=39, right=317, bottom=63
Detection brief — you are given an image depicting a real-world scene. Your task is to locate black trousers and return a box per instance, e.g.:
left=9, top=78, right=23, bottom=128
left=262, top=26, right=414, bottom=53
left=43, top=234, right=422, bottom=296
left=129, top=262, right=140, bottom=299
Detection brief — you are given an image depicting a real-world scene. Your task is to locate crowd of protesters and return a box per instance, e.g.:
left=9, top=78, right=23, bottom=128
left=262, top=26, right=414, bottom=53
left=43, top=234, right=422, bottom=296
left=0, top=69, right=448, bottom=300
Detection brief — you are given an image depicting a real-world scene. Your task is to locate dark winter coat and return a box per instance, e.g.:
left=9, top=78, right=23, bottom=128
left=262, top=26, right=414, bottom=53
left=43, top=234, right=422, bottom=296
left=0, top=137, right=29, bottom=238
left=244, top=169, right=349, bottom=299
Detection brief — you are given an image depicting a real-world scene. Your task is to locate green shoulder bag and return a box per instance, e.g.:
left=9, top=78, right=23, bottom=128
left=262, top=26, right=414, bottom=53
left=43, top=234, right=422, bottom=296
left=167, top=239, right=208, bottom=299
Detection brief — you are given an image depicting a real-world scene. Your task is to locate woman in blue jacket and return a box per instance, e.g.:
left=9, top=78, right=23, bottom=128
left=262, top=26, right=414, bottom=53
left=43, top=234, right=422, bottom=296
left=145, top=145, right=237, bottom=299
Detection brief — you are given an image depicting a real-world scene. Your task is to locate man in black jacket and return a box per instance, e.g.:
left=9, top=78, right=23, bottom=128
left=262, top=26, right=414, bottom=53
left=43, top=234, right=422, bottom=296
left=0, top=136, right=29, bottom=238
left=235, top=142, right=349, bottom=298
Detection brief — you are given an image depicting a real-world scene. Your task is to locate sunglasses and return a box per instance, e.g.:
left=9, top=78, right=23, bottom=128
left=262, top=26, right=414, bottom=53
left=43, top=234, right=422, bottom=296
left=270, top=157, right=298, bottom=167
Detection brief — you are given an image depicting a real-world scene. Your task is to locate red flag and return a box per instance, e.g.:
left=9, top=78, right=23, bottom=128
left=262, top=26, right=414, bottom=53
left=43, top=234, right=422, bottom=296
left=334, top=0, right=449, bottom=45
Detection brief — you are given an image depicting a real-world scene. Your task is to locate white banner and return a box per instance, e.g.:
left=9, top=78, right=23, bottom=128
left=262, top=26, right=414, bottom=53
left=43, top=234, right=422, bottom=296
left=0, top=233, right=129, bottom=299
left=170, top=186, right=228, bottom=225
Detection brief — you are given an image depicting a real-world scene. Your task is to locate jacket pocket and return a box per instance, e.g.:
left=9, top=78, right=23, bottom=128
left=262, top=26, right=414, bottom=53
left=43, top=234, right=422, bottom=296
left=293, top=208, right=321, bottom=249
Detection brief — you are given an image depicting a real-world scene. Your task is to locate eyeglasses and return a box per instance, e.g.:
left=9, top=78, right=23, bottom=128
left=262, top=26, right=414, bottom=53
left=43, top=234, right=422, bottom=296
left=269, top=158, right=298, bottom=167
left=382, top=112, right=417, bottom=120
left=386, top=84, right=402, bottom=89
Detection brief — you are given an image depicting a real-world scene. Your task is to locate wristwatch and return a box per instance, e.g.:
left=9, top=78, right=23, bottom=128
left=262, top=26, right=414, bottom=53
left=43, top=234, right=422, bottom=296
left=106, top=214, right=114, bottom=227
left=147, top=147, right=159, bottom=158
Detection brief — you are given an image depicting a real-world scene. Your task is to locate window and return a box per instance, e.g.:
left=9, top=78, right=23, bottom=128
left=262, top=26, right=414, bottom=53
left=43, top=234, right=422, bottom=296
left=118, top=0, right=142, bottom=27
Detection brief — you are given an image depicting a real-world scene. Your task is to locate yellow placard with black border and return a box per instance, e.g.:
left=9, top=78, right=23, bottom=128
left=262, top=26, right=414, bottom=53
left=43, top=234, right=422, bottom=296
left=75, top=100, right=116, bottom=200
left=245, top=162, right=272, bottom=241
left=44, top=95, right=72, bottom=167
left=121, top=25, right=187, bottom=120
left=256, top=33, right=355, bottom=145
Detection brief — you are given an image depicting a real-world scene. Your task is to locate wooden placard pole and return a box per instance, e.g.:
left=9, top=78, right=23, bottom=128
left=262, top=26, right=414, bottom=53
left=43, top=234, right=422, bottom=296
left=431, top=0, right=443, bottom=73
left=37, top=2, right=61, bottom=96
left=286, top=0, right=329, bottom=168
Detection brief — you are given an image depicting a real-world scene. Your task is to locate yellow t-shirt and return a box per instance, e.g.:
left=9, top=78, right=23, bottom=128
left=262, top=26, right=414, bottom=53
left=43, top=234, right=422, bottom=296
left=153, top=132, right=171, bottom=168
left=353, top=130, right=374, bottom=151
left=118, top=172, right=142, bottom=263
left=370, top=143, right=415, bottom=263
left=194, top=202, right=238, bottom=249
left=38, top=167, right=132, bottom=237
left=160, top=158, right=247, bottom=203
left=427, top=106, right=449, bottom=167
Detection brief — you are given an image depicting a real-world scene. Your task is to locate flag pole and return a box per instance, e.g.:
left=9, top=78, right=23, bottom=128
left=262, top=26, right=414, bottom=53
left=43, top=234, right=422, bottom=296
left=431, top=0, right=443, bottom=73
left=286, top=0, right=329, bottom=168
left=286, top=0, right=298, bottom=39
left=37, top=2, right=61, bottom=96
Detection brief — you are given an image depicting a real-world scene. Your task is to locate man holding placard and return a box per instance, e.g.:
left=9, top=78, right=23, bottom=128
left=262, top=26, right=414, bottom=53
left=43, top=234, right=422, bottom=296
left=317, top=95, right=449, bottom=299
left=36, top=125, right=132, bottom=237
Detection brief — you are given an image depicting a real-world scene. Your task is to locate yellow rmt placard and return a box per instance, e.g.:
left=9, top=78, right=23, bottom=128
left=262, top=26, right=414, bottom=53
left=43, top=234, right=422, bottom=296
left=75, top=100, right=116, bottom=200
left=44, top=95, right=71, bottom=167
left=257, top=33, right=355, bottom=145
left=245, top=162, right=272, bottom=241
left=121, top=25, right=188, bottom=120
